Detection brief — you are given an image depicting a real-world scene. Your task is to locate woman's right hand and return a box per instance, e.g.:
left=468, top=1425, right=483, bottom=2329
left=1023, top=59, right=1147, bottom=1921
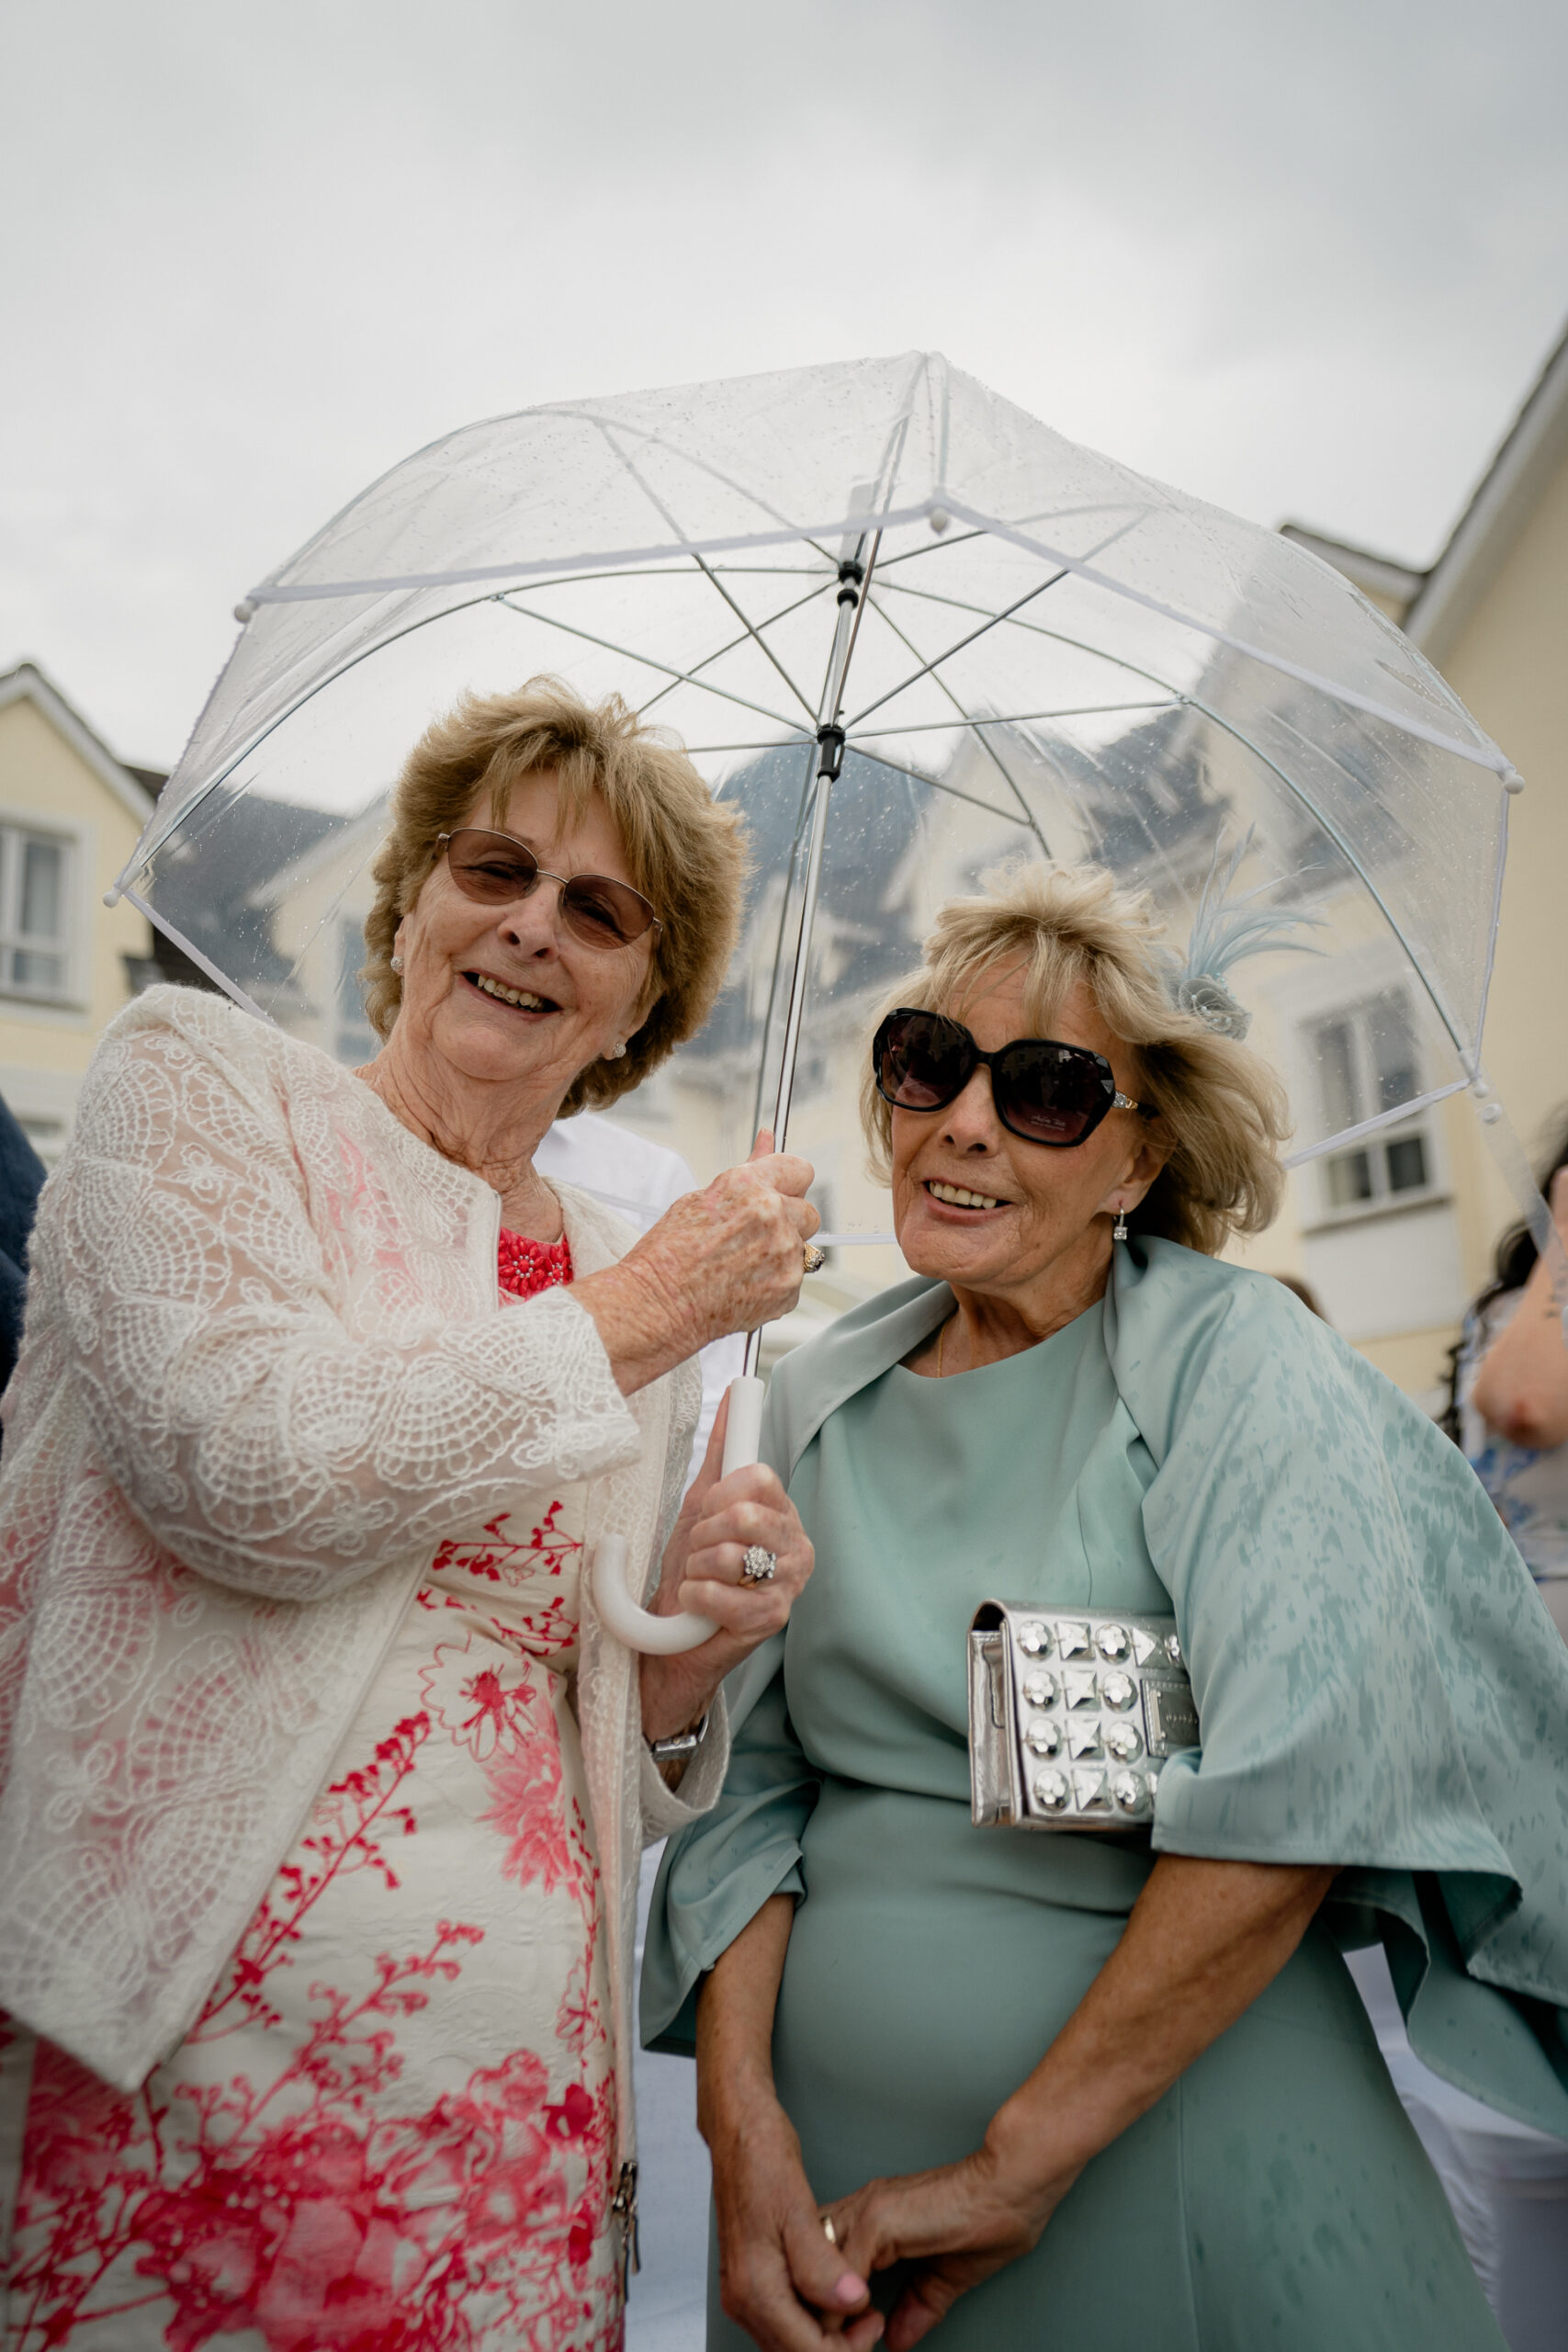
left=573, top=1129, right=819, bottom=1395
left=706, top=2082, right=883, bottom=2352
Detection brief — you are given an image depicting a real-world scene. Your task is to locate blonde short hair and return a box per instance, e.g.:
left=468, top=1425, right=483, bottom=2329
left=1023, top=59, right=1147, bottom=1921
left=364, top=679, right=746, bottom=1114
left=861, top=861, right=1289, bottom=1256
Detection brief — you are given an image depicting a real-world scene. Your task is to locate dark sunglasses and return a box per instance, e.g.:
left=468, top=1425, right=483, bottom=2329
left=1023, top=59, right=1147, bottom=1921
left=437, top=828, right=661, bottom=951
left=873, top=1007, right=1153, bottom=1148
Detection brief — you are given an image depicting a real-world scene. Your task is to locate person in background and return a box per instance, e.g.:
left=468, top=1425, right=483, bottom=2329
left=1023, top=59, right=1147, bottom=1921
left=1272, top=1269, right=1325, bottom=1318
left=1447, top=1117, right=1568, bottom=1640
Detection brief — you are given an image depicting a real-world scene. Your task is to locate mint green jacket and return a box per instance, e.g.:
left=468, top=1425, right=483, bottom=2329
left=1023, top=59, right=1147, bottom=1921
left=643, top=1238, right=1568, bottom=2134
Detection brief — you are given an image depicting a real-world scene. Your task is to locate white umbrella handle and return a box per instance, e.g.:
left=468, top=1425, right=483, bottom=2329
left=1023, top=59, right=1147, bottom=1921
left=590, top=1374, right=767, bottom=1654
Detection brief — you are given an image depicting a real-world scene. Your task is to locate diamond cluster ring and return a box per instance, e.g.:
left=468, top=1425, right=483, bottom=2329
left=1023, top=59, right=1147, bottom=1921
left=741, top=1546, right=778, bottom=1584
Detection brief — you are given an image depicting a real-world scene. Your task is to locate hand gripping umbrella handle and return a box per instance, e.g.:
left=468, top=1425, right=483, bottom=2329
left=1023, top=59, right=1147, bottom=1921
left=590, top=1374, right=767, bottom=1655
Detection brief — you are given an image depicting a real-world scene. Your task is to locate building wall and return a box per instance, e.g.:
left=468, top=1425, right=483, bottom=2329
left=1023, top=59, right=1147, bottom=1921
left=0, top=690, right=152, bottom=1160
left=1436, top=440, right=1568, bottom=1282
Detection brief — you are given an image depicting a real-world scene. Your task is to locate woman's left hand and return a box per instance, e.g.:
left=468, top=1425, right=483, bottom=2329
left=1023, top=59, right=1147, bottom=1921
left=823, top=2146, right=1072, bottom=2352
left=639, top=1398, right=814, bottom=1743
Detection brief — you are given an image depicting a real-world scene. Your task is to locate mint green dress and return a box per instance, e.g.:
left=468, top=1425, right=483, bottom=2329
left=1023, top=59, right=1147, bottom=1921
left=644, top=1241, right=1568, bottom=2350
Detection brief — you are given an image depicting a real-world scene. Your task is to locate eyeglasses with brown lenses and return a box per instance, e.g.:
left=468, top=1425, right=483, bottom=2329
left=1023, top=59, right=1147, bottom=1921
left=437, top=829, right=661, bottom=951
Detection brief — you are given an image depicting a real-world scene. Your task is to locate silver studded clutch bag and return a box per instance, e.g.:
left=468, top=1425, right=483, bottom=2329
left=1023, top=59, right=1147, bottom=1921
left=967, top=1600, right=1199, bottom=1831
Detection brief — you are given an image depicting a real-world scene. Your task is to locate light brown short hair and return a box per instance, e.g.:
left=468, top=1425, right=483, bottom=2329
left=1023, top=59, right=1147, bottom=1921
left=861, top=861, right=1289, bottom=1256
left=364, top=679, right=746, bottom=1114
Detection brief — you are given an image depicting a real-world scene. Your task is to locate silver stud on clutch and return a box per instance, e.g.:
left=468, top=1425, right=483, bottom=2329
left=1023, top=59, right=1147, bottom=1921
left=1104, top=1720, right=1143, bottom=1762
left=1111, top=1770, right=1147, bottom=1812
left=1019, top=1620, right=1051, bottom=1657
left=1021, top=1668, right=1056, bottom=1708
left=1025, top=1714, right=1061, bottom=1756
left=1064, top=1668, right=1100, bottom=1710
left=1033, top=1768, right=1070, bottom=1811
left=1100, top=1670, right=1137, bottom=1713
left=1057, top=1622, right=1090, bottom=1658
left=1097, top=1623, right=1131, bottom=1661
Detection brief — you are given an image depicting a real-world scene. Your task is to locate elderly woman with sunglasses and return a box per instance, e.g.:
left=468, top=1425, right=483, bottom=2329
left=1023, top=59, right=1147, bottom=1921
left=644, top=862, right=1568, bottom=2352
left=0, top=681, right=823, bottom=2350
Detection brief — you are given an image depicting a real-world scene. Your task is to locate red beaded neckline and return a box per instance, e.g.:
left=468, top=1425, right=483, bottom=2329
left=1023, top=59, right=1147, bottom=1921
left=497, top=1227, right=574, bottom=1300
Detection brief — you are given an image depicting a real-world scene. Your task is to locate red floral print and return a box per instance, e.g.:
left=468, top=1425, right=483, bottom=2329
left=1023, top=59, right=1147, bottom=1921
left=7, top=1487, right=618, bottom=2352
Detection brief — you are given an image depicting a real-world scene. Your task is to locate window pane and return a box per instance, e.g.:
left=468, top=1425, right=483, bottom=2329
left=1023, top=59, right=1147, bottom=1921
left=1365, top=991, right=1420, bottom=1115
left=19, top=839, right=63, bottom=942
left=1315, top=1018, right=1360, bottom=1133
left=12, top=949, right=64, bottom=991
left=1325, top=1149, right=1373, bottom=1207
left=1386, top=1135, right=1427, bottom=1193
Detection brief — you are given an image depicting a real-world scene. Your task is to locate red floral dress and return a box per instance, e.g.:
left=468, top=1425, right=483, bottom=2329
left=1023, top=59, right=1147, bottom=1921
left=5, top=1233, right=625, bottom=2352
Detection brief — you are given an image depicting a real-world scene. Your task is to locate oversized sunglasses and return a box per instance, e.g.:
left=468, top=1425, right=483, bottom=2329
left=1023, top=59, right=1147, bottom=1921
left=437, top=828, right=661, bottom=950
left=873, top=1007, right=1153, bottom=1148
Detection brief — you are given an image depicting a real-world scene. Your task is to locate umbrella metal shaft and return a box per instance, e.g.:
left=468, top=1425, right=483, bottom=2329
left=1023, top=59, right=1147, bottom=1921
left=741, top=531, right=878, bottom=1380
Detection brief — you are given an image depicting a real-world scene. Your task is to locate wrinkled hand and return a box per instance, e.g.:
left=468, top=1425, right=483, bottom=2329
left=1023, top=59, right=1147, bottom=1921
left=597, top=1130, right=819, bottom=1385
left=824, top=2146, right=1073, bottom=2352
left=707, top=2087, right=882, bottom=2352
left=640, top=1396, right=815, bottom=1739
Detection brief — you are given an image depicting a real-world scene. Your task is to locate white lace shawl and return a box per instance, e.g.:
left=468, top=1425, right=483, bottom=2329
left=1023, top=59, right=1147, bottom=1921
left=0, top=988, right=717, bottom=2168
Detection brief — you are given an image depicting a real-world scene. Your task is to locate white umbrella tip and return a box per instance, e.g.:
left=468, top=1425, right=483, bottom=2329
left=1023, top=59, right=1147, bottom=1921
left=233, top=598, right=258, bottom=624
left=928, top=506, right=952, bottom=535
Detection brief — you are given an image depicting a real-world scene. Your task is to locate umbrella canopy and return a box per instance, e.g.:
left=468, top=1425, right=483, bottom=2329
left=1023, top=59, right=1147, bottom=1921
left=115, top=352, right=1532, bottom=1262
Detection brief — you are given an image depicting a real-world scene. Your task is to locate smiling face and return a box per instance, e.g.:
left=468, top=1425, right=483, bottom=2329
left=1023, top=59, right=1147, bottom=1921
left=389, top=769, right=659, bottom=1137
left=890, top=960, right=1165, bottom=1320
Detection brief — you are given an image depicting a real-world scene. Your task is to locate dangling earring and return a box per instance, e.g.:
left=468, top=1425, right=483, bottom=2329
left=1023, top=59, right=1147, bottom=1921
left=1112, top=1209, right=1129, bottom=1242
left=608, top=1038, right=627, bottom=1060
left=389, top=954, right=404, bottom=975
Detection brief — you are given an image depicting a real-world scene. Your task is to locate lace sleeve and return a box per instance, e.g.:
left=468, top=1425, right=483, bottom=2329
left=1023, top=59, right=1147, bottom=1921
left=37, top=1021, right=643, bottom=1601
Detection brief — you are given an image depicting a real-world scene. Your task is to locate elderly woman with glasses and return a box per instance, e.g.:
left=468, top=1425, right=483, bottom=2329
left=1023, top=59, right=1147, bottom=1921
left=643, top=861, right=1568, bottom=2352
left=0, top=681, right=821, bottom=2350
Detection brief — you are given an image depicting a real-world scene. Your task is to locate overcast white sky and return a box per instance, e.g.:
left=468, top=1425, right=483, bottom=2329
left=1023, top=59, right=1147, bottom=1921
left=5, top=0, right=1566, bottom=773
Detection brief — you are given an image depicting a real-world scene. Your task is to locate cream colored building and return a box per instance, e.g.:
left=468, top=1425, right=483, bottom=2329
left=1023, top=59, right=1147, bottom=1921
left=1255, top=317, right=1568, bottom=1399
left=0, top=664, right=156, bottom=1162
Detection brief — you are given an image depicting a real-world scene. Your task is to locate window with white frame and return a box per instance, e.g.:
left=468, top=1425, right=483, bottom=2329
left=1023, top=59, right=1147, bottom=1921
left=0, top=826, right=73, bottom=1001
left=1310, top=988, right=1436, bottom=1214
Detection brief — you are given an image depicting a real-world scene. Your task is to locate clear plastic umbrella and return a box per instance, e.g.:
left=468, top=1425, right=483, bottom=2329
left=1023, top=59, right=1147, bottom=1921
left=110, top=354, right=1546, bottom=1636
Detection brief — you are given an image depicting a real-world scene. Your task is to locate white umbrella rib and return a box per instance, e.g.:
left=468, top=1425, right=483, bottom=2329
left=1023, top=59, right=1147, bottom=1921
left=494, top=594, right=812, bottom=741
left=631, top=574, right=842, bottom=726
left=849, top=701, right=1174, bottom=737
left=592, top=419, right=821, bottom=724
left=855, top=588, right=1051, bottom=859
left=1182, top=688, right=1477, bottom=1072
left=952, top=503, right=1508, bottom=778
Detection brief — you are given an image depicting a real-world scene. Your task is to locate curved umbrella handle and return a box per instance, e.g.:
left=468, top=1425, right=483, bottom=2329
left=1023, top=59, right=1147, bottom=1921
left=590, top=1374, right=767, bottom=1654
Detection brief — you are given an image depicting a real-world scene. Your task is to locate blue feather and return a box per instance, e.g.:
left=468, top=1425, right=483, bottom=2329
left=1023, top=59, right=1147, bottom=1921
left=1169, top=831, right=1323, bottom=1039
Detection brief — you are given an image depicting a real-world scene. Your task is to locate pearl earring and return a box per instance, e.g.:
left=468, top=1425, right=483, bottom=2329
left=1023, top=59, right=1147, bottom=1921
left=608, top=1038, right=627, bottom=1061
left=1112, top=1210, right=1129, bottom=1242
left=389, top=955, right=404, bottom=975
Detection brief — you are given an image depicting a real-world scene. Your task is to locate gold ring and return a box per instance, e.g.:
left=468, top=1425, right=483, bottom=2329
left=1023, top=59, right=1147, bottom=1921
left=821, top=2213, right=838, bottom=2246
left=803, top=1242, right=827, bottom=1275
